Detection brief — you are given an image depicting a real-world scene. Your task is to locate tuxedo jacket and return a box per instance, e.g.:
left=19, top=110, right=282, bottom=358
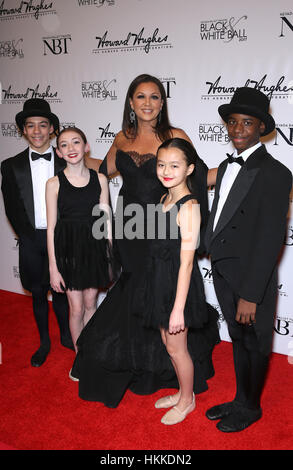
left=205, top=144, right=292, bottom=306
left=1, top=147, right=66, bottom=239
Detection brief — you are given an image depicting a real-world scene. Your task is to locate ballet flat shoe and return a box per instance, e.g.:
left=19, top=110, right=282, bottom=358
left=161, top=394, right=195, bottom=425
left=155, top=394, right=180, bottom=409
left=69, top=368, right=79, bottom=382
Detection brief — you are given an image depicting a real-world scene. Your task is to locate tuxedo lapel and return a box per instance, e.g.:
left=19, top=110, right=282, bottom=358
left=13, top=148, right=35, bottom=228
left=211, top=145, right=267, bottom=241
left=53, top=148, right=66, bottom=174
left=12, top=148, right=65, bottom=231
left=205, top=160, right=227, bottom=251
left=212, top=166, right=259, bottom=240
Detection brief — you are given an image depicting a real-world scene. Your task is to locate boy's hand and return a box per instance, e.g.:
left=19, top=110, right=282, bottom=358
left=236, top=298, right=257, bottom=325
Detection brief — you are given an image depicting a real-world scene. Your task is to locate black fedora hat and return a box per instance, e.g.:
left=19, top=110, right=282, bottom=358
left=15, top=98, right=59, bottom=133
left=218, top=87, right=275, bottom=136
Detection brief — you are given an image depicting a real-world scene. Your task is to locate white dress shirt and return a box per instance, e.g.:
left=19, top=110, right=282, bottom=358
left=213, top=142, right=262, bottom=231
left=29, top=146, right=54, bottom=229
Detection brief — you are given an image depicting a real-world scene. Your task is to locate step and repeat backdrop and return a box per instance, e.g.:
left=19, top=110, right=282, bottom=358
left=0, top=0, right=292, bottom=356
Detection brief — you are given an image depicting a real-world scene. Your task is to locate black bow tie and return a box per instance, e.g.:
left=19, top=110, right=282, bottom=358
left=226, top=153, right=244, bottom=166
left=31, top=151, right=51, bottom=162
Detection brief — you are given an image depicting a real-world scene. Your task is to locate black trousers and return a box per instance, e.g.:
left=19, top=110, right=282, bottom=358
left=212, top=262, right=271, bottom=410
left=19, top=229, right=71, bottom=348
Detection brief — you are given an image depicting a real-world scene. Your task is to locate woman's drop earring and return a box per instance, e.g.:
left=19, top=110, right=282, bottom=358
left=130, top=109, right=136, bottom=123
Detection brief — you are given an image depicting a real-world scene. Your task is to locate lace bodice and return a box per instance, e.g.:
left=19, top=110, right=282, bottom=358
left=126, top=150, right=156, bottom=167
left=115, top=150, right=165, bottom=206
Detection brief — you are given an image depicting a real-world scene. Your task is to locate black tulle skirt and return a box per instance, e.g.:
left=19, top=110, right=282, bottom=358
left=140, top=243, right=209, bottom=330
left=54, top=217, right=113, bottom=290
left=72, top=267, right=220, bottom=407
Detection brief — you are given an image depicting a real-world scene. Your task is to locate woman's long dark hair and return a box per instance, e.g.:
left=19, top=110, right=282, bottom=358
left=157, top=138, right=210, bottom=255
left=122, top=74, right=173, bottom=142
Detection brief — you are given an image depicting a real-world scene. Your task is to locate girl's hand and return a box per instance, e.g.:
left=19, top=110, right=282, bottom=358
left=50, top=269, right=66, bottom=293
left=168, top=309, right=185, bottom=334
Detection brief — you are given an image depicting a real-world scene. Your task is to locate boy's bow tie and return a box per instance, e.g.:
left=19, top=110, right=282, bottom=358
left=226, top=153, right=244, bottom=166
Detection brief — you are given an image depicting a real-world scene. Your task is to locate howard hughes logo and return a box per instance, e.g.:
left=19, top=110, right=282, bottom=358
left=200, top=15, right=247, bottom=42
left=93, top=28, right=171, bottom=54
left=201, top=265, right=213, bottom=284
left=202, top=75, right=293, bottom=100
left=2, top=84, right=60, bottom=103
left=0, top=38, right=23, bottom=58
left=81, top=80, right=117, bottom=101
left=96, top=123, right=116, bottom=144
left=0, top=0, right=56, bottom=21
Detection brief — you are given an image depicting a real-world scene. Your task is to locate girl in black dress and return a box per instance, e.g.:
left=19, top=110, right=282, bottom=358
left=71, top=75, right=219, bottom=407
left=144, top=138, right=209, bottom=425
left=46, top=127, right=112, bottom=355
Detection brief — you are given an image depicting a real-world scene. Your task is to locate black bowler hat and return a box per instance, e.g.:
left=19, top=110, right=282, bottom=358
left=218, top=87, right=275, bottom=136
left=15, top=98, right=60, bottom=133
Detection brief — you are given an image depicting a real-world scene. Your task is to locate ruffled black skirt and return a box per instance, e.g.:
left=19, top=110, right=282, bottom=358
left=72, top=267, right=220, bottom=407
left=140, top=243, right=208, bottom=330
left=54, top=217, right=113, bottom=291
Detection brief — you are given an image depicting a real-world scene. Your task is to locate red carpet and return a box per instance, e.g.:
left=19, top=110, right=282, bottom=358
left=0, top=289, right=292, bottom=451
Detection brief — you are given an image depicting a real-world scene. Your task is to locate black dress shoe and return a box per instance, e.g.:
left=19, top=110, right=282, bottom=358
left=30, top=345, right=50, bottom=367
left=206, top=401, right=236, bottom=420
left=216, top=407, right=262, bottom=433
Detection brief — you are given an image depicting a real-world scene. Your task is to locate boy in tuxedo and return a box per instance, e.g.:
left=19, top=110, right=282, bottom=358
left=1, top=99, right=74, bottom=367
left=204, top=87, right=292, bottom=432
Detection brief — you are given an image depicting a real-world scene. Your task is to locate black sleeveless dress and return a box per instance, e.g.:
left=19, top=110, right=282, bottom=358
left=54, top=169, right=112, bottom=290
left=72, top=151, right=220, bottom=407
left=142, top=194, right=208, bottom=331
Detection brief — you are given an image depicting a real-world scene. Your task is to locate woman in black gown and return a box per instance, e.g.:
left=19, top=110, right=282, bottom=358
left=71, top=74, right=220, bottom=407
